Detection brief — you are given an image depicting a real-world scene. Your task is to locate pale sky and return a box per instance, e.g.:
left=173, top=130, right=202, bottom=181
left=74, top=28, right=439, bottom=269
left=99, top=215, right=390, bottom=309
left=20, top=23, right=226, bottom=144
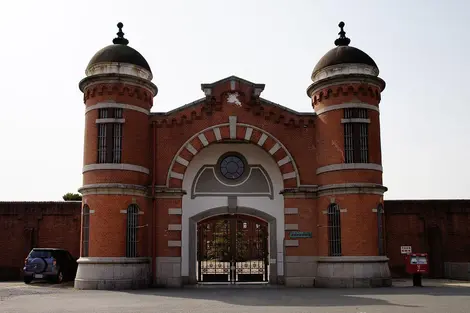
left=0, top=0, right=468, bottom=201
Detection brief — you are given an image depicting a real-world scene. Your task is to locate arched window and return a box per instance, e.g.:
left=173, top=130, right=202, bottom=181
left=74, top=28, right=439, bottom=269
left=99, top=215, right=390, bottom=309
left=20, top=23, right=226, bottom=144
left=327, top=203, right=342, bottom=256
left=126, top=204, right=139, bottom=257
left=377, top=204, right=385, bottom=255
left=82, top=205, right=90, bottom=257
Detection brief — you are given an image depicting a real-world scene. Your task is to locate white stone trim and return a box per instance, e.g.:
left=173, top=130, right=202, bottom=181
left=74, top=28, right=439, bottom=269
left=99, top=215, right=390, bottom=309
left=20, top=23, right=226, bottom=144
left=89, top=210, right=95, bottom=214
left=168, top=208, right=182, bottom=215
left=198, top=133, right=209, bottom=147
left=168, top=224, right=182, bottom=231
left=315, top=103, right=379, bottom=116
left=285, top=240, right=299, bottom=247
left=285, top=224, right=299, bottom=231
left=318, top=183, right=387, bottom=196
left=372, top=208, right=378, bottom=212
left=316, top=163, right=383, bottom=174
left=82, top=163, right=150, bottom=174
left=175, top=156, right=189, bottom=167
left=213, top=127, right=222, bottom=141
left=244, top=127, right=253, bottom=141
left=284, top=207, right=298, bottom=215
left=269, top=143, right=281, bottom=155
left=86, top=102, right=150, bottom=115
left=85, top=62, right=153, bottom=81
left=78, top=183, right=148, bottom=197
left=257, top=133, right=268, bottom=146
left=168, top=240, right=182, bottom=247
left=283, top=172, right=296, bottom=180
left=277, top=156, right=291, bottom=167
left=229, top=116, right=237, bottom=139
left=341, top=118, right=370, bottom=124
left=311, top=63, right=379, bottom=83
left=186, top=143, right=198, bottom=155
left=95, top=118, right=126, bottom=124
left=170, top=172, right=184, bottom=180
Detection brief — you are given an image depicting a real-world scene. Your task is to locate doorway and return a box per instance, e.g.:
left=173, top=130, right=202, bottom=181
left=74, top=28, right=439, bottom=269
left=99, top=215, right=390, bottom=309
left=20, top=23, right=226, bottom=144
left=196, top=214, right=269, bottom=284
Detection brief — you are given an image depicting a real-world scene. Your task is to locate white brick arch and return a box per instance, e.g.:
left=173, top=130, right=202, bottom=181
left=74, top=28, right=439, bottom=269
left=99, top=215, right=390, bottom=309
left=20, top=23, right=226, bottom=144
left=166, top=117, right=300, bottom=188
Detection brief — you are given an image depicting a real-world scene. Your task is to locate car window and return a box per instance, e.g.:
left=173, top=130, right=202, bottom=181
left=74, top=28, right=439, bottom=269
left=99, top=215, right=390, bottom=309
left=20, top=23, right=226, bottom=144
left=29, top=250, right=52, bottom=258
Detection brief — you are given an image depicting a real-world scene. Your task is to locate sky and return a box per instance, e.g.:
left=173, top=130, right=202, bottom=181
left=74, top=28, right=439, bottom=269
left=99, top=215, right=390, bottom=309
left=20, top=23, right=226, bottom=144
left=0, top=0, right=468, bottom=201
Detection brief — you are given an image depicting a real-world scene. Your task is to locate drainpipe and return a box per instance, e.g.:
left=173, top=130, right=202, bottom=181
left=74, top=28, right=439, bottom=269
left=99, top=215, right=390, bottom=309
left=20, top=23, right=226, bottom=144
left=151, top=121, right=157, bottom=285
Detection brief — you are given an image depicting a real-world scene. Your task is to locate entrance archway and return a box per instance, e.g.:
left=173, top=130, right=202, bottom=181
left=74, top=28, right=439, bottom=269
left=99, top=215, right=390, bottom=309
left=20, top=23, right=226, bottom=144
left=197, top=214, right=269, bottom=283
left=187, top=206, right=278, bottom=285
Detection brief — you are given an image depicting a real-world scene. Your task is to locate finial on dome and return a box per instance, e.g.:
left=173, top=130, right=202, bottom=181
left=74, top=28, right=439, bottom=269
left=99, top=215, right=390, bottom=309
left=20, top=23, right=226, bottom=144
left=334, top=21, right=351, bottom=46
left=113, top=22, right=129, bottom=45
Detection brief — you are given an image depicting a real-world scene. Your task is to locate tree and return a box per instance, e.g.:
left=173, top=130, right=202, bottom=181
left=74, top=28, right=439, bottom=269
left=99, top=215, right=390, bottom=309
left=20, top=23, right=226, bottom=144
left=63, top=193, right=82, bottom=201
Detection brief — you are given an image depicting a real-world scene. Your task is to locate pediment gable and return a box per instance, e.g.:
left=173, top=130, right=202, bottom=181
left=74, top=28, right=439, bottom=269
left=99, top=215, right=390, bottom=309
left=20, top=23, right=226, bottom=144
left=151, top=75, right=315, bottom=128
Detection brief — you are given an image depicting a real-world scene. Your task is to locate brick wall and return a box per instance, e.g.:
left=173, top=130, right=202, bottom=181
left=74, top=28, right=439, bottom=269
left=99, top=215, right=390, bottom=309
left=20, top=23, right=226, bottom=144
left=1, top=199, right=469, bottom=280
left=384, top=200, right=470, bottom=278
left=0, top=201, right=81, bottom=280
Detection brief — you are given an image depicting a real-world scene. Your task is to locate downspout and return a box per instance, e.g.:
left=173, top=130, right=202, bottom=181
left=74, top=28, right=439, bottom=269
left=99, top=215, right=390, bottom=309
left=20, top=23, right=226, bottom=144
left=151, top=121, right=157, bottom=285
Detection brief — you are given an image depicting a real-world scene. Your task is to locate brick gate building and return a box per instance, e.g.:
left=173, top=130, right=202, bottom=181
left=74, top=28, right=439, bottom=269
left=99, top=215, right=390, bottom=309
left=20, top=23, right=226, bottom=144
left=75, top=21, right=391, bottom=289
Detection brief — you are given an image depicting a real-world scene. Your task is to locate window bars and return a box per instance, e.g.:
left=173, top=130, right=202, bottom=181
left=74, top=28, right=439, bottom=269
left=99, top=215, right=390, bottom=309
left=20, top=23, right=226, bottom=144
left=377, top=204, right=385, bottom=256
left=96, top=108, right=123, bottom=164
left=126, top=204, right=139, bottom=258
left=344, top=108, right=369, bottom=163
left=82, top=205, right=90, bottom=257
left=327, top=203, right=342, bottom=256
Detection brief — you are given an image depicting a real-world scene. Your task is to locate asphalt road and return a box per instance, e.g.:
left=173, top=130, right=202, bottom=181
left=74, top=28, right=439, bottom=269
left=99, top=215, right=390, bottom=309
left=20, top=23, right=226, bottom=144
left=0, top=280, right=469, bottom=313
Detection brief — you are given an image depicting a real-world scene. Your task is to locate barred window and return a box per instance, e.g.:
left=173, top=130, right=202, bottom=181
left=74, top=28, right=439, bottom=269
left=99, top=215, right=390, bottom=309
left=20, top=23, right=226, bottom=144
left=126, top=204, right=139, bottom=257
left=96, top=108, right=123, bottom=163
left=377, top=204, right=385, bottom=256
left=82, top=205, right=90, bottom=257
left=327, top=203, right=342, bottom=256
left=344, top=108, right=369, bottom=163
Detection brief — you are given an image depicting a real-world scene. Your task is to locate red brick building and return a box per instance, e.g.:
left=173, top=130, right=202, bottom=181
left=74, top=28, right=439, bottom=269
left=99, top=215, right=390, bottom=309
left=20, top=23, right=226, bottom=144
left=1, top=22, right=468, bottom=289
left=73, top=21, right=392, bottom=289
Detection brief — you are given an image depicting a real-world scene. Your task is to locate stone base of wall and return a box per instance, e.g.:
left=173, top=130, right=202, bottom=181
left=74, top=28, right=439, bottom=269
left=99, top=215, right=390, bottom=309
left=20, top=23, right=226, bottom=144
left=284, top=256, right=317, bottom=287
left=315, top=256, right=392, bottom=288
left=444, top=262, right=470, bottom=281
left=74, top=257, right=151, bottom=290
left=154, top=257, right=182, bottom=287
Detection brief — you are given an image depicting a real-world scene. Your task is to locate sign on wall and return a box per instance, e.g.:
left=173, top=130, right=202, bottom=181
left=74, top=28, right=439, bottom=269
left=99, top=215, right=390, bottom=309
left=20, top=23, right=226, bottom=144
left=289, top=231, right=312, bottom=239
left=400, top=245, right=412, bottom=254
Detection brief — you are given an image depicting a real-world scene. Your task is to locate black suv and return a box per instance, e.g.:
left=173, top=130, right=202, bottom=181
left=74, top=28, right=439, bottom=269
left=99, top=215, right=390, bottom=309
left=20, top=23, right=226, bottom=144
left=23, top=248, right=78, bottom=284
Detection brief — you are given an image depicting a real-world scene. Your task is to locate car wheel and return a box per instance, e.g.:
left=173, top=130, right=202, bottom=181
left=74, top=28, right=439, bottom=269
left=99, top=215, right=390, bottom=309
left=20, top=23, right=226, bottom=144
left=55, top=271, right=64, bottom=284
left=24, top=276, right=33, bottom=284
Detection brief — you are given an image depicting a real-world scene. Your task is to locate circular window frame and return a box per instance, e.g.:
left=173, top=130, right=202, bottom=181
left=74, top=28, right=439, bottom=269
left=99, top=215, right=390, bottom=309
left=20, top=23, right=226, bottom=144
left=215, top=152, right=249, bottom=184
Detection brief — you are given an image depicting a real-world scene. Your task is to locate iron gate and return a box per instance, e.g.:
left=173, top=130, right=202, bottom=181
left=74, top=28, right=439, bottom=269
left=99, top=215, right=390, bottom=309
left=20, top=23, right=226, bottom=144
left=197, top=214, right=269, bottom=283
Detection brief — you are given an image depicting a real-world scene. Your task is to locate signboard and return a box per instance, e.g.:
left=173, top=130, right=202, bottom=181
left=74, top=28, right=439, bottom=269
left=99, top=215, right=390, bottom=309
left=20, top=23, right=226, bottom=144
left=400, top=245, right=412, bottom=254
left=289, top=231, right=312, bottom=239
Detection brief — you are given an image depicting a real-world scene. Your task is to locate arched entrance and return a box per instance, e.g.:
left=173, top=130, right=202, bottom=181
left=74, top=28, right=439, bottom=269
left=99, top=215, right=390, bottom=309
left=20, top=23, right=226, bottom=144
left=197, top=214, right=269, bottom=283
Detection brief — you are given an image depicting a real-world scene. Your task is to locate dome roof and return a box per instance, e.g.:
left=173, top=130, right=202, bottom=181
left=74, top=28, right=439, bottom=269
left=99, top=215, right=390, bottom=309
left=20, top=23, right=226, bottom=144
left=312, top=22, right=377, bottom=75
left=86, top=23, right=151, bottom=73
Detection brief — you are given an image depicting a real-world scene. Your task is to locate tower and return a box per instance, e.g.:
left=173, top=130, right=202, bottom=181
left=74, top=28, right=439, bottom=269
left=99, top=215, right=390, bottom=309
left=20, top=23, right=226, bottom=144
left=308, top=22, right=391, bottom=287
left=76, top=23, right=157, bottom=290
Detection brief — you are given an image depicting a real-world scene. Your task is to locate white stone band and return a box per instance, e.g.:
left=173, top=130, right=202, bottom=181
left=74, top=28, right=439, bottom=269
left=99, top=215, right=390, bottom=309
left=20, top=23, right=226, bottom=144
left=316, top=163, right=383, bottom=175
left=86, top=102, right=150, bottom=115
left=341, top=118, right=370, bottom=124
left=315, top=103, right=379, bottom=116
left=78, top=183, right=148, bottom=196
left=83, top=163, right=150, bottom=174
left=96, top=118, right=126, bottom=124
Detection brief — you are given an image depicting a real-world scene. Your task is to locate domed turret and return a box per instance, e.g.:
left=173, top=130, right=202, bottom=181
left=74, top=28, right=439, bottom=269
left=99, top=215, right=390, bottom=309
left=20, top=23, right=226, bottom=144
left=309, top=22, right=391, bottom=288
left=76, top=22, right=156, bottom=291
left=82, top=23, right=154, bottom=82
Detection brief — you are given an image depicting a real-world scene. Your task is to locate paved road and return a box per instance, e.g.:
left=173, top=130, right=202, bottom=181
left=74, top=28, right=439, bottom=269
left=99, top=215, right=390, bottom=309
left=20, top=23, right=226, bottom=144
left=0, top=280, right=469, bottom=313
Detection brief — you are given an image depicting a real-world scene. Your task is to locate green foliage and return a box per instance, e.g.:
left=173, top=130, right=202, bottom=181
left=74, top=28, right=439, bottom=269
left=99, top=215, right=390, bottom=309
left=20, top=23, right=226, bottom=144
left=62, top=193, right=82, bottom=201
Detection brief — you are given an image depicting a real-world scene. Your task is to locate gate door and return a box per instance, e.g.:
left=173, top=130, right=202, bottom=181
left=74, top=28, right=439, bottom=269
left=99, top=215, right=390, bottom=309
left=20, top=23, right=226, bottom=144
left=197, top=214, right=269, bottom=283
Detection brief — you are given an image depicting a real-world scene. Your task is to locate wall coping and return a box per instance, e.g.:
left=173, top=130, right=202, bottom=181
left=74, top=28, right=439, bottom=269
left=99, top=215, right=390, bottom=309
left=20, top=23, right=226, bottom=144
left=317, top=256, right=389, bottom=263
left=77, top=257, right=151, bottom=264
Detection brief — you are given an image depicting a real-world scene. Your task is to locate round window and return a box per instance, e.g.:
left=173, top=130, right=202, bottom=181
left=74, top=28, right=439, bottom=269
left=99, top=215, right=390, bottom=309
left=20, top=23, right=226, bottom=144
left=220, top=155, right=245, bottom=180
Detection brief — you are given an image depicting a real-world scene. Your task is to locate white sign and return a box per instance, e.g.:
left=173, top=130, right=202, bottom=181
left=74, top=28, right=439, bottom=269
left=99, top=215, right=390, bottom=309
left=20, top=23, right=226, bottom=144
left=400, top=246, right=412, bottom=254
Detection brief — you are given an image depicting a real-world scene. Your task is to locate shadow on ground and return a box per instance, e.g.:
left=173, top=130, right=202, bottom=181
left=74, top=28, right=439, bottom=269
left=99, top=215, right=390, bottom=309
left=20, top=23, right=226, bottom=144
left=118, top=285, right=470, bottom=308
